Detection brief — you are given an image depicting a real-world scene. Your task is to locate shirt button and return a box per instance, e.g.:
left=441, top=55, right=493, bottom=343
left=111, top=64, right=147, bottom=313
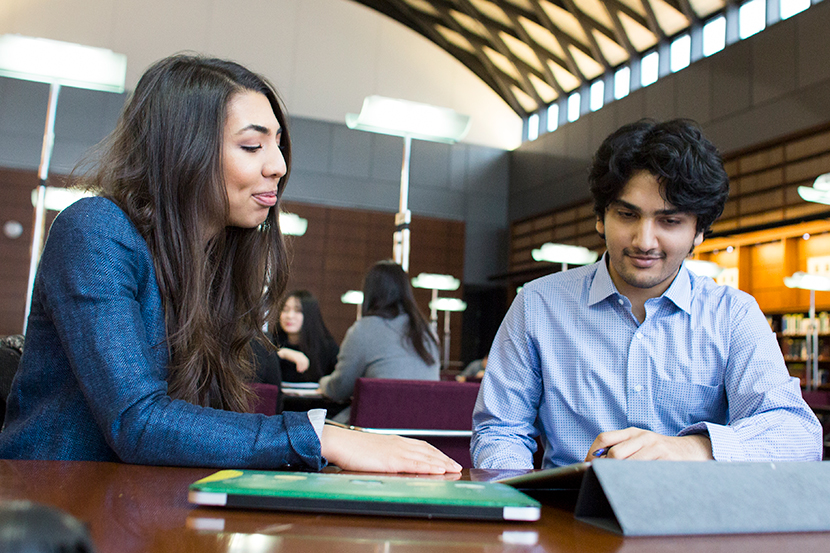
left=618, top=299, right=624, bottom=305
left=634, top=385, right=643, bottom=392
left=635, top=332, right=643, bottom=339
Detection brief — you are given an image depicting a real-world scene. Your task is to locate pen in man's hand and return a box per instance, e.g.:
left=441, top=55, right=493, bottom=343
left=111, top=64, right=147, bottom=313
left=593, top=447, right=609, bottom=457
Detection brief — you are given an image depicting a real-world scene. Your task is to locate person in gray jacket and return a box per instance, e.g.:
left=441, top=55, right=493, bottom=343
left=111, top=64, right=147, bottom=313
left=320, top=261, right=440, bottom=421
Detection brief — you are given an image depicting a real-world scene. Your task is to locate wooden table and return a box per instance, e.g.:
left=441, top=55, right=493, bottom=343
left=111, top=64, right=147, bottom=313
left=1, top=460, right=828, bottom=553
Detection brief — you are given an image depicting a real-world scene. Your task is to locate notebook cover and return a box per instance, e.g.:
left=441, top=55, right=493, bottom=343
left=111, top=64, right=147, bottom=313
left=189, top=470, right=541, bottom=521
left=495, top=461, right=591, bottom=490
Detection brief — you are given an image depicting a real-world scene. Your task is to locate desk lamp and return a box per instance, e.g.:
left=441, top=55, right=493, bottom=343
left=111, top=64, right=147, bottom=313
left=784, top=271, right=830, bottom=390
left=346, top=96, right=470, bottom=272
left=429, top=297, right=467, bottom=370
left=531, top=243, right=598, bottom=271
left=341, top=290, right=364, bottom=321
left=411, top=273, right=461, bottom=332
left=0, top=34, right=127, bottom=333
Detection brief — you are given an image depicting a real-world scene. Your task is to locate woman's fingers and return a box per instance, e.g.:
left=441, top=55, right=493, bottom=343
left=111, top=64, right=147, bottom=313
left=320, top=425, right=462, bottom=474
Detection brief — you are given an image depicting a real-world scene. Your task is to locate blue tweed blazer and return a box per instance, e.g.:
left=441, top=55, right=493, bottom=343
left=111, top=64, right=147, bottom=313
left=0, top=197, right=322, bottom=469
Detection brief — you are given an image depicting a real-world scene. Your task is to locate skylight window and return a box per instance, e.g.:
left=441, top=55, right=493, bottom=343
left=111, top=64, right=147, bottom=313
left=780, top=0, right=810, bottom=19
left=739, top=0, right=766, bottom=39
left=702, top=16, right=726, bottom=57
left=614, top=66, right=630, bottom=100
left=641, top=51, right=659, bottom=87
left=589, top=80, right=604, bottom=112
left=547, top=103, right=559, bottom=132
left=670, top=34, right=691, bottom=72
left=527, top=113, right=540, bottom=141
left=567, top=92, right=581, bottom=122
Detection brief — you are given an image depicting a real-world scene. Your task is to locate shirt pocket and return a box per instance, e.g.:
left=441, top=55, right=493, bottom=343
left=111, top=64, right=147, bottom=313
left=652, top=378, right=726, bottom=430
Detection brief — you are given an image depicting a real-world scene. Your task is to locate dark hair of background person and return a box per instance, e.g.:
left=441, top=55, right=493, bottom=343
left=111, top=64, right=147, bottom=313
left=273, top=290, right=336, bottom=377
left=361, top=260, right=438, bottom=365
left=79, top=54, right=292, bottom=413
left=0, top=501, right=96, bottom=553
left=589, top=118, right=730, bottom=236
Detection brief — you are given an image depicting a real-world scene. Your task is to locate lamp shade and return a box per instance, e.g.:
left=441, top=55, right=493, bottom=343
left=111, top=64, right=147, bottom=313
left=797, top=172, right=830, bottom=204
left=341, top=290, right=364, bottom=305
left=411, top=273, right=461, bottom=291
left=784, top=272, right=830, bottom=291
left=531, top=243, right=598, bottom=265
left=30, top=187, right=94, bottom=212
left=429, top=298, right=467, bottom=312
left=346, top=96, right=471, bottom=144
left=279, top=212, right=307, bottom=236
left=0, top=35, right=126, bottom=92
left=684, top=259, right=725, bottom=278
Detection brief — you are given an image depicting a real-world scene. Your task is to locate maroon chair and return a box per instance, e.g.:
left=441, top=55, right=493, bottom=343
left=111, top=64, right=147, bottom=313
left=348, top=378, right=481, bottom=468
left=251, top=383, right=281, bottom=416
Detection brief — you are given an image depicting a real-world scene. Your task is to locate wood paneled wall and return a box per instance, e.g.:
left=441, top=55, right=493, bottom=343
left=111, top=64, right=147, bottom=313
left=0, top=170, right=466, bottom=363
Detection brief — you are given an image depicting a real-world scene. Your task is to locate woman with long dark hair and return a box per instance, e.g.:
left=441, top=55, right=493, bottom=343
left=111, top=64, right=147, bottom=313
left=319, top=260, right=440, bottom=421
left=0, top=55, right=458, bottom=475
left=256, top=290, right=339, bottom=384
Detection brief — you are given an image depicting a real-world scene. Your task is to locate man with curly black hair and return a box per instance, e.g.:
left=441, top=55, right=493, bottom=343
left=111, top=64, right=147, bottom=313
left=472, top=119, right=822, bottom=469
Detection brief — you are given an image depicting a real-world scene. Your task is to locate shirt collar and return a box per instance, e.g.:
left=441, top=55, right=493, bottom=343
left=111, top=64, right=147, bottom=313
left=588, top=253, right=693, bottom=314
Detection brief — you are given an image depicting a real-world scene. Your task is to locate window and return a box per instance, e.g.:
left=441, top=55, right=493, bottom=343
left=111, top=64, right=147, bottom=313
left=670, top=34, right=691, bottom=72
left=780, top=0, right=810, bottom=19
left=739, top=0, right=766, bottom=39
left=567, top=92, right=581, bottom=122
left=641, top=51, right=659, bottom=87
left=614, top=66, right=630, bottom=100
left=547, top=103, right=560, bottom=132
left=589, top=80, right=604, bottom=112
left=527, top=113, right=540, bottom=141
left=702, top=16, right=726, bottom=57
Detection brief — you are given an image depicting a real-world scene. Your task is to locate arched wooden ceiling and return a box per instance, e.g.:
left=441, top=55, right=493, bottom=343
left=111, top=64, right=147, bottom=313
left=351, top=0, right=725, bottom=116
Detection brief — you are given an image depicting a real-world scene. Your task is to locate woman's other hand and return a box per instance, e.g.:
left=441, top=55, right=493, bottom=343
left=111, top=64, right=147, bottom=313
left=320, top=425, right=462, bottom=474
left=278, top=349, right=310, bottom=373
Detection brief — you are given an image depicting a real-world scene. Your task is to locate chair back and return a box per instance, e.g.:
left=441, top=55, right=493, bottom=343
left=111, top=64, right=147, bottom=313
left=349, top=378, right=481, bottom=467
left=250, top=383, right=282, bottom=416
left=0, top=335, right=24, bottom=428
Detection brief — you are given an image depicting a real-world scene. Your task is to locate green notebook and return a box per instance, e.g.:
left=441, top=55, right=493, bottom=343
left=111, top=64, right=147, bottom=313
left=189, top=470, right=541, bottom=521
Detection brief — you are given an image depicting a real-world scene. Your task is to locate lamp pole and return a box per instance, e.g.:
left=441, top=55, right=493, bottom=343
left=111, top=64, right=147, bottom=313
left=24, top=82, right=61, bottom=333
left=393, top=135, right=412, bottom=272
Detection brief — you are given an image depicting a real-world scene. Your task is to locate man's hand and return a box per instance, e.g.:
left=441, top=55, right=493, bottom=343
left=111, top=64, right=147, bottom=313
left=278, top=349, right=310, bottom=373
left=584, top=427, right=714, bottom=462
left=321, top=425, right=463, bottom=474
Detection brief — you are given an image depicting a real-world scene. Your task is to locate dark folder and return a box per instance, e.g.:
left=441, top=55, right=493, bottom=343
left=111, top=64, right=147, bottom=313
left=574, top=459, right=830, bottom=536
left=189, top=470, right=541, bottom=521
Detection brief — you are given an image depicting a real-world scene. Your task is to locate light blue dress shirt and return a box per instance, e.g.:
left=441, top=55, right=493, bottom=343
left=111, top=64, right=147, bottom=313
left=472, top=256, right=822, bottom=469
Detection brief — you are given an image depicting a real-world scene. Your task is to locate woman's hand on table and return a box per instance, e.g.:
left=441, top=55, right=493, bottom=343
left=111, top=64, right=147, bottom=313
left=321, top=425, right=462, bottom=474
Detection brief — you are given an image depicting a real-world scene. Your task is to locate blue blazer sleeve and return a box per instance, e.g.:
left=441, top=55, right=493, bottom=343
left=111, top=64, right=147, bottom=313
left=6, top=198, right=323, bottom=469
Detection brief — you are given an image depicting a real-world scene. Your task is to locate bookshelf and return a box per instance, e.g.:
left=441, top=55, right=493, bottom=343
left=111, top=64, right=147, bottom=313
left=771, top=313, right=830, bottom=389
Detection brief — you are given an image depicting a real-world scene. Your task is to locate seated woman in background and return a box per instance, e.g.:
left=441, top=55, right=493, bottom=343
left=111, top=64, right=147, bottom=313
left=319, top=260, right=440, bottom=422
left=0, top=54, right=459, bottom=475
left=255, top=290, right=339, bottom=385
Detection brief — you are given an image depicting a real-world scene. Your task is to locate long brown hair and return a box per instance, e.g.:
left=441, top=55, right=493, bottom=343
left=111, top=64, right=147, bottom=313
left=362, top=261, right=437, bottom=365
left=83, top=55, right=291, bottom=412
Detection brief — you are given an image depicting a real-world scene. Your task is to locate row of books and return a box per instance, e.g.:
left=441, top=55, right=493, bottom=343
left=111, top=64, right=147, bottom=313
left=779, top=312, right=830, bottom=335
